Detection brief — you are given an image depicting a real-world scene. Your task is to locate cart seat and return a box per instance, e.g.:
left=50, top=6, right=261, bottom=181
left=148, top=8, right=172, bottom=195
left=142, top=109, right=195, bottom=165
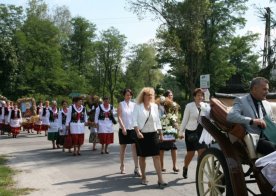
left=210, top=98, right=261, bottom=159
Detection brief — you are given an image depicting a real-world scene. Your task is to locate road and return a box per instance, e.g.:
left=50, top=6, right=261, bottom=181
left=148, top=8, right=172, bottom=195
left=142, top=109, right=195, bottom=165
left=0, top=128, right=199, bottom=196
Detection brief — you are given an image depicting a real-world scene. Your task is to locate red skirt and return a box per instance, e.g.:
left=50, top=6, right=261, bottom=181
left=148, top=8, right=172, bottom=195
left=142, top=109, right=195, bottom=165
left=71, top=134, right=84, bottom=146
left=11, top=127, right=21, bottom=135
left=23, top=123, right=33, bottom=129
left=98, top=133, right=114, bottom=144
left=40, top=124, right=49, bottom=131
left=33, top=124, right=41, bottom=131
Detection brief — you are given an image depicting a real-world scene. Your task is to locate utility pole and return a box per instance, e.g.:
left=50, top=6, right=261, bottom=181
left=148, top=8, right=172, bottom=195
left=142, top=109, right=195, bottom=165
left=262, top=7, right=271, bottom=69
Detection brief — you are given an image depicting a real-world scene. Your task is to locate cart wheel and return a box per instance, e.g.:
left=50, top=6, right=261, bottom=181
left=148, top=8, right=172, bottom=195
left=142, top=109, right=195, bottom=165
left=196, top=148, right=233, bottom=196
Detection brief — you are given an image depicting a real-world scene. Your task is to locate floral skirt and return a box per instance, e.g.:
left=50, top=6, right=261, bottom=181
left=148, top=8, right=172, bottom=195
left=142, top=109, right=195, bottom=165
left=89, top=132, right=99, bottom=143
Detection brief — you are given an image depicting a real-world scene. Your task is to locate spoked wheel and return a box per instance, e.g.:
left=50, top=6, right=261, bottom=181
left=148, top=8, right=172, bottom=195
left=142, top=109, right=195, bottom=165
left=196, top=148, right=233, bottom=196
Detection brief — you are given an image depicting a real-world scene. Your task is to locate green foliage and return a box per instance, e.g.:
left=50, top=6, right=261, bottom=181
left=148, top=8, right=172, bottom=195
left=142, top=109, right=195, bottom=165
left=95, top=27, right=127, bottom=104
left=125, top=43, right=163, bottom=96
left=129, top=0, right=259, bottom=99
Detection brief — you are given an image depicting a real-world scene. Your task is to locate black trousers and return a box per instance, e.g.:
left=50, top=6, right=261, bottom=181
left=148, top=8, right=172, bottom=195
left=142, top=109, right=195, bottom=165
left=256, top=138, right=276, bottom=156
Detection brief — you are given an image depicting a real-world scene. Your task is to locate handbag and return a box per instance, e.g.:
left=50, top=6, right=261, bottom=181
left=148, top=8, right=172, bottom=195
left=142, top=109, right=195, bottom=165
left=187, top=124, right=202, bottom=143
left=262, top=115, right=276, bottom=144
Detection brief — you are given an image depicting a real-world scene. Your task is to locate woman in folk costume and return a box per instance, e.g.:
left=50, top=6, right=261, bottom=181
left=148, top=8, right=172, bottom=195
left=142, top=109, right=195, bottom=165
left=34, top=101, right=43, bottom=134
left=117, top=89, right=140, bottom=175
left=58, top=100, right=70, bottom=152
left=0, top=101, right=5, bottom=135
left=47, top=101, right=60, bottom=149
left=40, top=101, right=50, bottom=136
left=87, top=95, right=100, bottom=151
left=8, top=102, right=22, bottom=138
left=66, top=96, right=88, bottom=156
left=94, top=97, right=116, bottom=154
left=4, top=101, right=12, bottom=135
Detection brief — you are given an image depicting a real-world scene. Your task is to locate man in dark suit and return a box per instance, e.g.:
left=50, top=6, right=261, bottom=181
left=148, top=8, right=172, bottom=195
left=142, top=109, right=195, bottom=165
left=227, top=77, right=276, bottom=155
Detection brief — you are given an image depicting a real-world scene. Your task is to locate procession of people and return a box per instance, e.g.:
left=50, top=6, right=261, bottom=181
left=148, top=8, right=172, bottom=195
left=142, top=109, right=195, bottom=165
left=1, top=79, right=276, bottom=190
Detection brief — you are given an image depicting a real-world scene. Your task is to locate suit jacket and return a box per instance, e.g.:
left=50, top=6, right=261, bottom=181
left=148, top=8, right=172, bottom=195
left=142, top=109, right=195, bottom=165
left=132, top=102, right=162, bottom=131
left=227, top=94, right=273, bottom=135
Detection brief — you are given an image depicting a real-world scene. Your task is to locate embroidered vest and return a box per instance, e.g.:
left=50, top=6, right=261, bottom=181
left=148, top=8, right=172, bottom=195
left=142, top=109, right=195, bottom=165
left=11, top=109, right=21, bottom=119
left=4, top=107, right=9, bottom=116
left=49, top=109, right=58, bottom=122
left=61, top=111, right=67, bottom=125
left=98, top=105, right=114, bottom=121
left=71, top=105, right=85, bottom=123
left=42, top=107, right=50, bottom=116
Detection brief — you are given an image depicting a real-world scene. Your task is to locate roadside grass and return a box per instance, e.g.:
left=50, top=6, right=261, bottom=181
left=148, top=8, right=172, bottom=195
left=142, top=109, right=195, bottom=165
left=0, top=155, right=34, bottom=196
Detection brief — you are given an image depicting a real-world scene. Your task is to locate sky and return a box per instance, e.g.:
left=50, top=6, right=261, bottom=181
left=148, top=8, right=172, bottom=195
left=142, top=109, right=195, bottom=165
left=0, top=0, right=275, bottom=54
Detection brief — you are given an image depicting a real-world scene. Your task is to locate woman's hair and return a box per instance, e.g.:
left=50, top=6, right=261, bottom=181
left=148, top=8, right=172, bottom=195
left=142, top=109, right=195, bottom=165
left=61, top=100, right=67, bottom=105
left=122, top=88, right=133, bottom=96
left=193, top=88, right=204, bottom=97
left=164, top=90, right=173, bottom=98
left=136, top=87, right=155, bottom=104
left=72, top=96, right=82, bottom=103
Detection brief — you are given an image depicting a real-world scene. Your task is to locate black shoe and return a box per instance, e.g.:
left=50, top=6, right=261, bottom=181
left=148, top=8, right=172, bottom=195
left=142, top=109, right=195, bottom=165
left=182, top=167, right=188, bottom=179
left=157, top=181, right=168, bottom=189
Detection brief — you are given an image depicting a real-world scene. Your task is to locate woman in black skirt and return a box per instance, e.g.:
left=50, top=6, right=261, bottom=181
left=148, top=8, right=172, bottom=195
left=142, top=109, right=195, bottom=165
left=117, top=89, right=140, bottom=176
left=179, top=88, right=207, bottom=179
left=133, top=87, right=167, bottom=188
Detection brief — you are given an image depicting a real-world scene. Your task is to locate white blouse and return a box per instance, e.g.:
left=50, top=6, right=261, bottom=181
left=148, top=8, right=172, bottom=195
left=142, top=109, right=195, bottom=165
left=40, top=107, right=50, bottom=125
left=8, top=109, right=22, bottom=128
left=65, top=104, right=88, bottom=134
left=120, top=100, right=135, bottom=130
left=48, top=108, right=59, bottom=133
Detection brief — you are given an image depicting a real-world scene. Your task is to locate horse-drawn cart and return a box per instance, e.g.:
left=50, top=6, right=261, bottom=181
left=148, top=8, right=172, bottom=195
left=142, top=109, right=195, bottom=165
left=196, top=95, right=276, bottom=196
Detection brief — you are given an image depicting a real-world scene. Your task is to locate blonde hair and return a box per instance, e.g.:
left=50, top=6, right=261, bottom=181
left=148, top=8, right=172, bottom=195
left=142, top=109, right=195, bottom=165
left=136, top=87, right=155, bottom=104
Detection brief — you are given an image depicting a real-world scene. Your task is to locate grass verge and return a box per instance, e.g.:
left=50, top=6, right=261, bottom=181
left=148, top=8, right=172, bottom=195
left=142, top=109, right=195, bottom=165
left=0, top=155, right=34, bottom=196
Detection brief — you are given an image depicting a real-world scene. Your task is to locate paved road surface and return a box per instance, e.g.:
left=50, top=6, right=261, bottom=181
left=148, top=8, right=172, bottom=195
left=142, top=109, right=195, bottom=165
left=0, top=128, right=199, bottom=196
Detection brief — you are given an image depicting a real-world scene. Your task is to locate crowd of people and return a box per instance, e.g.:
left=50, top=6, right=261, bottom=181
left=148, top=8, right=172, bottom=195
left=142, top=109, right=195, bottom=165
left=1, top=77, right=276, bottom=189
left=0, top=86, right=209, bottom=188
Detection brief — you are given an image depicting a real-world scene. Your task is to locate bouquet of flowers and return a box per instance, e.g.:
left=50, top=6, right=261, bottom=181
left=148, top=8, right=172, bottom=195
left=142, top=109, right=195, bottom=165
left=161, top=113, right=178, bottom=140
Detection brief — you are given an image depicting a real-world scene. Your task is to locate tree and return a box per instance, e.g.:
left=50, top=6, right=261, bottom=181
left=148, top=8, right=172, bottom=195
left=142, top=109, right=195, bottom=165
left=68, top=16, right=96, bottom=74
left=95, top=27, right=127, bottom=104
left=26, top=0, right=48, bottom=19
left=129, top=0, right=257, bottom=98
left=125, top=43, right=163, bottom=95
left=0, top=4, right=24, bottom=98
left=51, top=5, right=72, bottom=43
left=16, top=15, right=67, bottom=96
